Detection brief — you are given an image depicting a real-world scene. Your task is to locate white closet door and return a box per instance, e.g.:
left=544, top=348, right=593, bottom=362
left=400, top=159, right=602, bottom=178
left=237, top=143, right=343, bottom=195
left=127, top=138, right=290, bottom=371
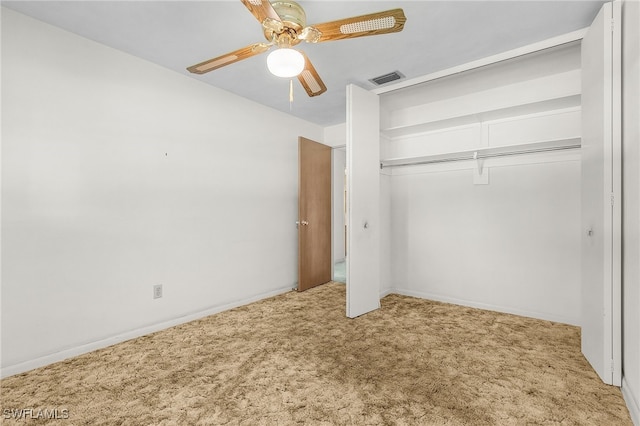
left=581, top=1, right=622, bottom=386
left=346, top=84, right=380, bottom=318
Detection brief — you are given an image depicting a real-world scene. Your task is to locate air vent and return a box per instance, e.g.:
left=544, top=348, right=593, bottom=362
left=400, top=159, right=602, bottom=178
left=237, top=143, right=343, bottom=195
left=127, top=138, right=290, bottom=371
left=369, top=71, right=405, bottom=86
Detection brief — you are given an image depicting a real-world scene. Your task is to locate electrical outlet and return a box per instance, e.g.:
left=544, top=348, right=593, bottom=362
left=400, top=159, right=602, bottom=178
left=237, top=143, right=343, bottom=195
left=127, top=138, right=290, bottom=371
left=153, top=284, right=163, bottom=299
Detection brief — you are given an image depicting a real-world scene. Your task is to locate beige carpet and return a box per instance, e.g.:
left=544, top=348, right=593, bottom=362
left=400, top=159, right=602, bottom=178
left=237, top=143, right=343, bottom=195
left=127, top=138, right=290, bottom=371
left=1, top=283, right=632, bottom=425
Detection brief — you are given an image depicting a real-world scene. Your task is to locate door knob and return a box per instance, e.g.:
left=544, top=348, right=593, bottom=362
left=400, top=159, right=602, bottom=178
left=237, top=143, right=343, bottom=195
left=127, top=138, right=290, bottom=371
left=301, top=221, right=309, bottom=226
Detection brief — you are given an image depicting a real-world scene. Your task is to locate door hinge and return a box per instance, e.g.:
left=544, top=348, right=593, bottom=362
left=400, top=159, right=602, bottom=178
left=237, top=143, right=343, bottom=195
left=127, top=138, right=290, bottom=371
left=611, top=18, right=615, bottom=33
left=610, top=359, right=615, bottom=373
left=611, top=193, right=615, bottom=207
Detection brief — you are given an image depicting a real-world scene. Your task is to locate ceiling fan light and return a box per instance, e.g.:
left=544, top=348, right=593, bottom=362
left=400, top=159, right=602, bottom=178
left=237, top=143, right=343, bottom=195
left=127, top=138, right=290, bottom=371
left=267, top=48, right=305, bottom=78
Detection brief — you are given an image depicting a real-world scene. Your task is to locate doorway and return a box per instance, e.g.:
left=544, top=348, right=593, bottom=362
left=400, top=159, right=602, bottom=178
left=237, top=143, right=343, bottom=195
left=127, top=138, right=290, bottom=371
left=332, top=147, right=347, bottom=283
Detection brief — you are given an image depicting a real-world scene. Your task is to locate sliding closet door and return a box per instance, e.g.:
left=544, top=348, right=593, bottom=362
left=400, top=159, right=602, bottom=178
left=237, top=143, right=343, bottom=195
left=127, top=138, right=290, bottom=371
left=581, top=1, right=621, bottom=386
left=346, top=84, right=380, bottom=318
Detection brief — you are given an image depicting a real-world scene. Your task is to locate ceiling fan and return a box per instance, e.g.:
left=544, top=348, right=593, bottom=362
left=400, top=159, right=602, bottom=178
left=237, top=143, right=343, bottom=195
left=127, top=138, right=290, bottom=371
left=187, top=1, right=406, bottom=97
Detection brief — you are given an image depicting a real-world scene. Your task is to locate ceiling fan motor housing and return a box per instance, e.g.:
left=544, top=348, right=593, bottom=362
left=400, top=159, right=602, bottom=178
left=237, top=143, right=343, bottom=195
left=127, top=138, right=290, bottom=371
left=263, top=1, right=306, bottom=45
left=272, top=1, right=306, bottom=28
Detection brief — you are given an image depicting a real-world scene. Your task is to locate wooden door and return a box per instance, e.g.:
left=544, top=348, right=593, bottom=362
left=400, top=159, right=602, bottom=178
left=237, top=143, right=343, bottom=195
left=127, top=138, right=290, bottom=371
left=298, top=137, right=332, bottom=291
left=581, top=1, right=622, bottom=386
left=346, top=84, right=381, bottom=318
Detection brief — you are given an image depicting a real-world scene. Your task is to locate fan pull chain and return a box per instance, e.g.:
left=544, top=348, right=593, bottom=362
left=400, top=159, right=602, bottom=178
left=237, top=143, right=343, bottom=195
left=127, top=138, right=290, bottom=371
left=289, top=79, right=294, bottom=111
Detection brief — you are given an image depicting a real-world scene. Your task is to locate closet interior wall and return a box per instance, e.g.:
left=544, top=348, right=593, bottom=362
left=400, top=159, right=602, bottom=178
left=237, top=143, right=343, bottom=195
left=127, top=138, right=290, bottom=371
left=380, top=42, right=583, bottom=325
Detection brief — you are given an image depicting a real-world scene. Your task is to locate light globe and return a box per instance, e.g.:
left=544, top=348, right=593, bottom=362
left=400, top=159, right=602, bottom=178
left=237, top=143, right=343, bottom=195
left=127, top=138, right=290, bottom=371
left=267, top=48, right=305, bottom=78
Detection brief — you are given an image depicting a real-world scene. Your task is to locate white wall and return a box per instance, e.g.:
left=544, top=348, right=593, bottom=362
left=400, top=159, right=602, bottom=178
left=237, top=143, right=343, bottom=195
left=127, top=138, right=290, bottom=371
left=0, top=8, right=323, bottom=376
left=380, top=172, right=392, bottom=296
left=381, top=44, right=583, bottom=325
left=324, top=123, right=346, bottom=148
left=621, top=0, right=640, bottom=423
left=389, top=157, right=581, bottom=324
left=326, top=123, right=347, bottom=279
left=332, top=149, right=346, bottom=265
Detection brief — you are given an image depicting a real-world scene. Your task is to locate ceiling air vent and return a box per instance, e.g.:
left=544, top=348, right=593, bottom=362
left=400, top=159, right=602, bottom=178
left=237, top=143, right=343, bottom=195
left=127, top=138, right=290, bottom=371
left=369, top=71, right=405, bottom=86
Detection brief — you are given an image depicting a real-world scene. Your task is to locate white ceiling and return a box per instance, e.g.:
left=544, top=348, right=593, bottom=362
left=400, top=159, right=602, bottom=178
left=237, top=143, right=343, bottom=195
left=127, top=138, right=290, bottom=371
left=2, top=1, right=606, bottom=126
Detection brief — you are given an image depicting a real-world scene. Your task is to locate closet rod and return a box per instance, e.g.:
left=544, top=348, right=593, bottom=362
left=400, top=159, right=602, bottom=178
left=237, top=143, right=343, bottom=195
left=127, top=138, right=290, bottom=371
left=380, top=142, right=580, bottom=169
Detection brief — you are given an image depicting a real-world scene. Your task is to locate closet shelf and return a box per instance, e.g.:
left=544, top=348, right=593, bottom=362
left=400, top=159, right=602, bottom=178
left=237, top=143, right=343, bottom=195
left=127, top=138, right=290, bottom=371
left=380, top=138, right=581, bottom=169
left=380, top=95, right=581, bottom=139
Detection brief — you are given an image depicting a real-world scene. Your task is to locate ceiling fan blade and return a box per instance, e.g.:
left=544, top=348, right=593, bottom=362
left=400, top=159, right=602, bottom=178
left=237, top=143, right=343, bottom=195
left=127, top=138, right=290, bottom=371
left=297, top=53, right=327, bottom=97
left=240, top=0, right=282, bottom=26
left=307, top=9, right=406, bottom=43
left=187, top=43, right=270, bottom=74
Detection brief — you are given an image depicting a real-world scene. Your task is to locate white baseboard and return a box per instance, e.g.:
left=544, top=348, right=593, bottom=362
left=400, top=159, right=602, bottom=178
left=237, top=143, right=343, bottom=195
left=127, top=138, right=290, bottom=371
left=623, top=376, right=640, bottom=426
left=380, top=288, right=394, bottom=298
left=391, top=287, right=580, bottom=326
left=1, top=285, right=293, bottom=379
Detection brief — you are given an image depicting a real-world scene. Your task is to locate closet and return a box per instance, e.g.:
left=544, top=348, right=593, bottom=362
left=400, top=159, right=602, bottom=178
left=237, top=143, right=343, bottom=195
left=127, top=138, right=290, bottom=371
left=346, top=2, right=621, bottom=386
left=379, top=40, right=583, bottom=326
